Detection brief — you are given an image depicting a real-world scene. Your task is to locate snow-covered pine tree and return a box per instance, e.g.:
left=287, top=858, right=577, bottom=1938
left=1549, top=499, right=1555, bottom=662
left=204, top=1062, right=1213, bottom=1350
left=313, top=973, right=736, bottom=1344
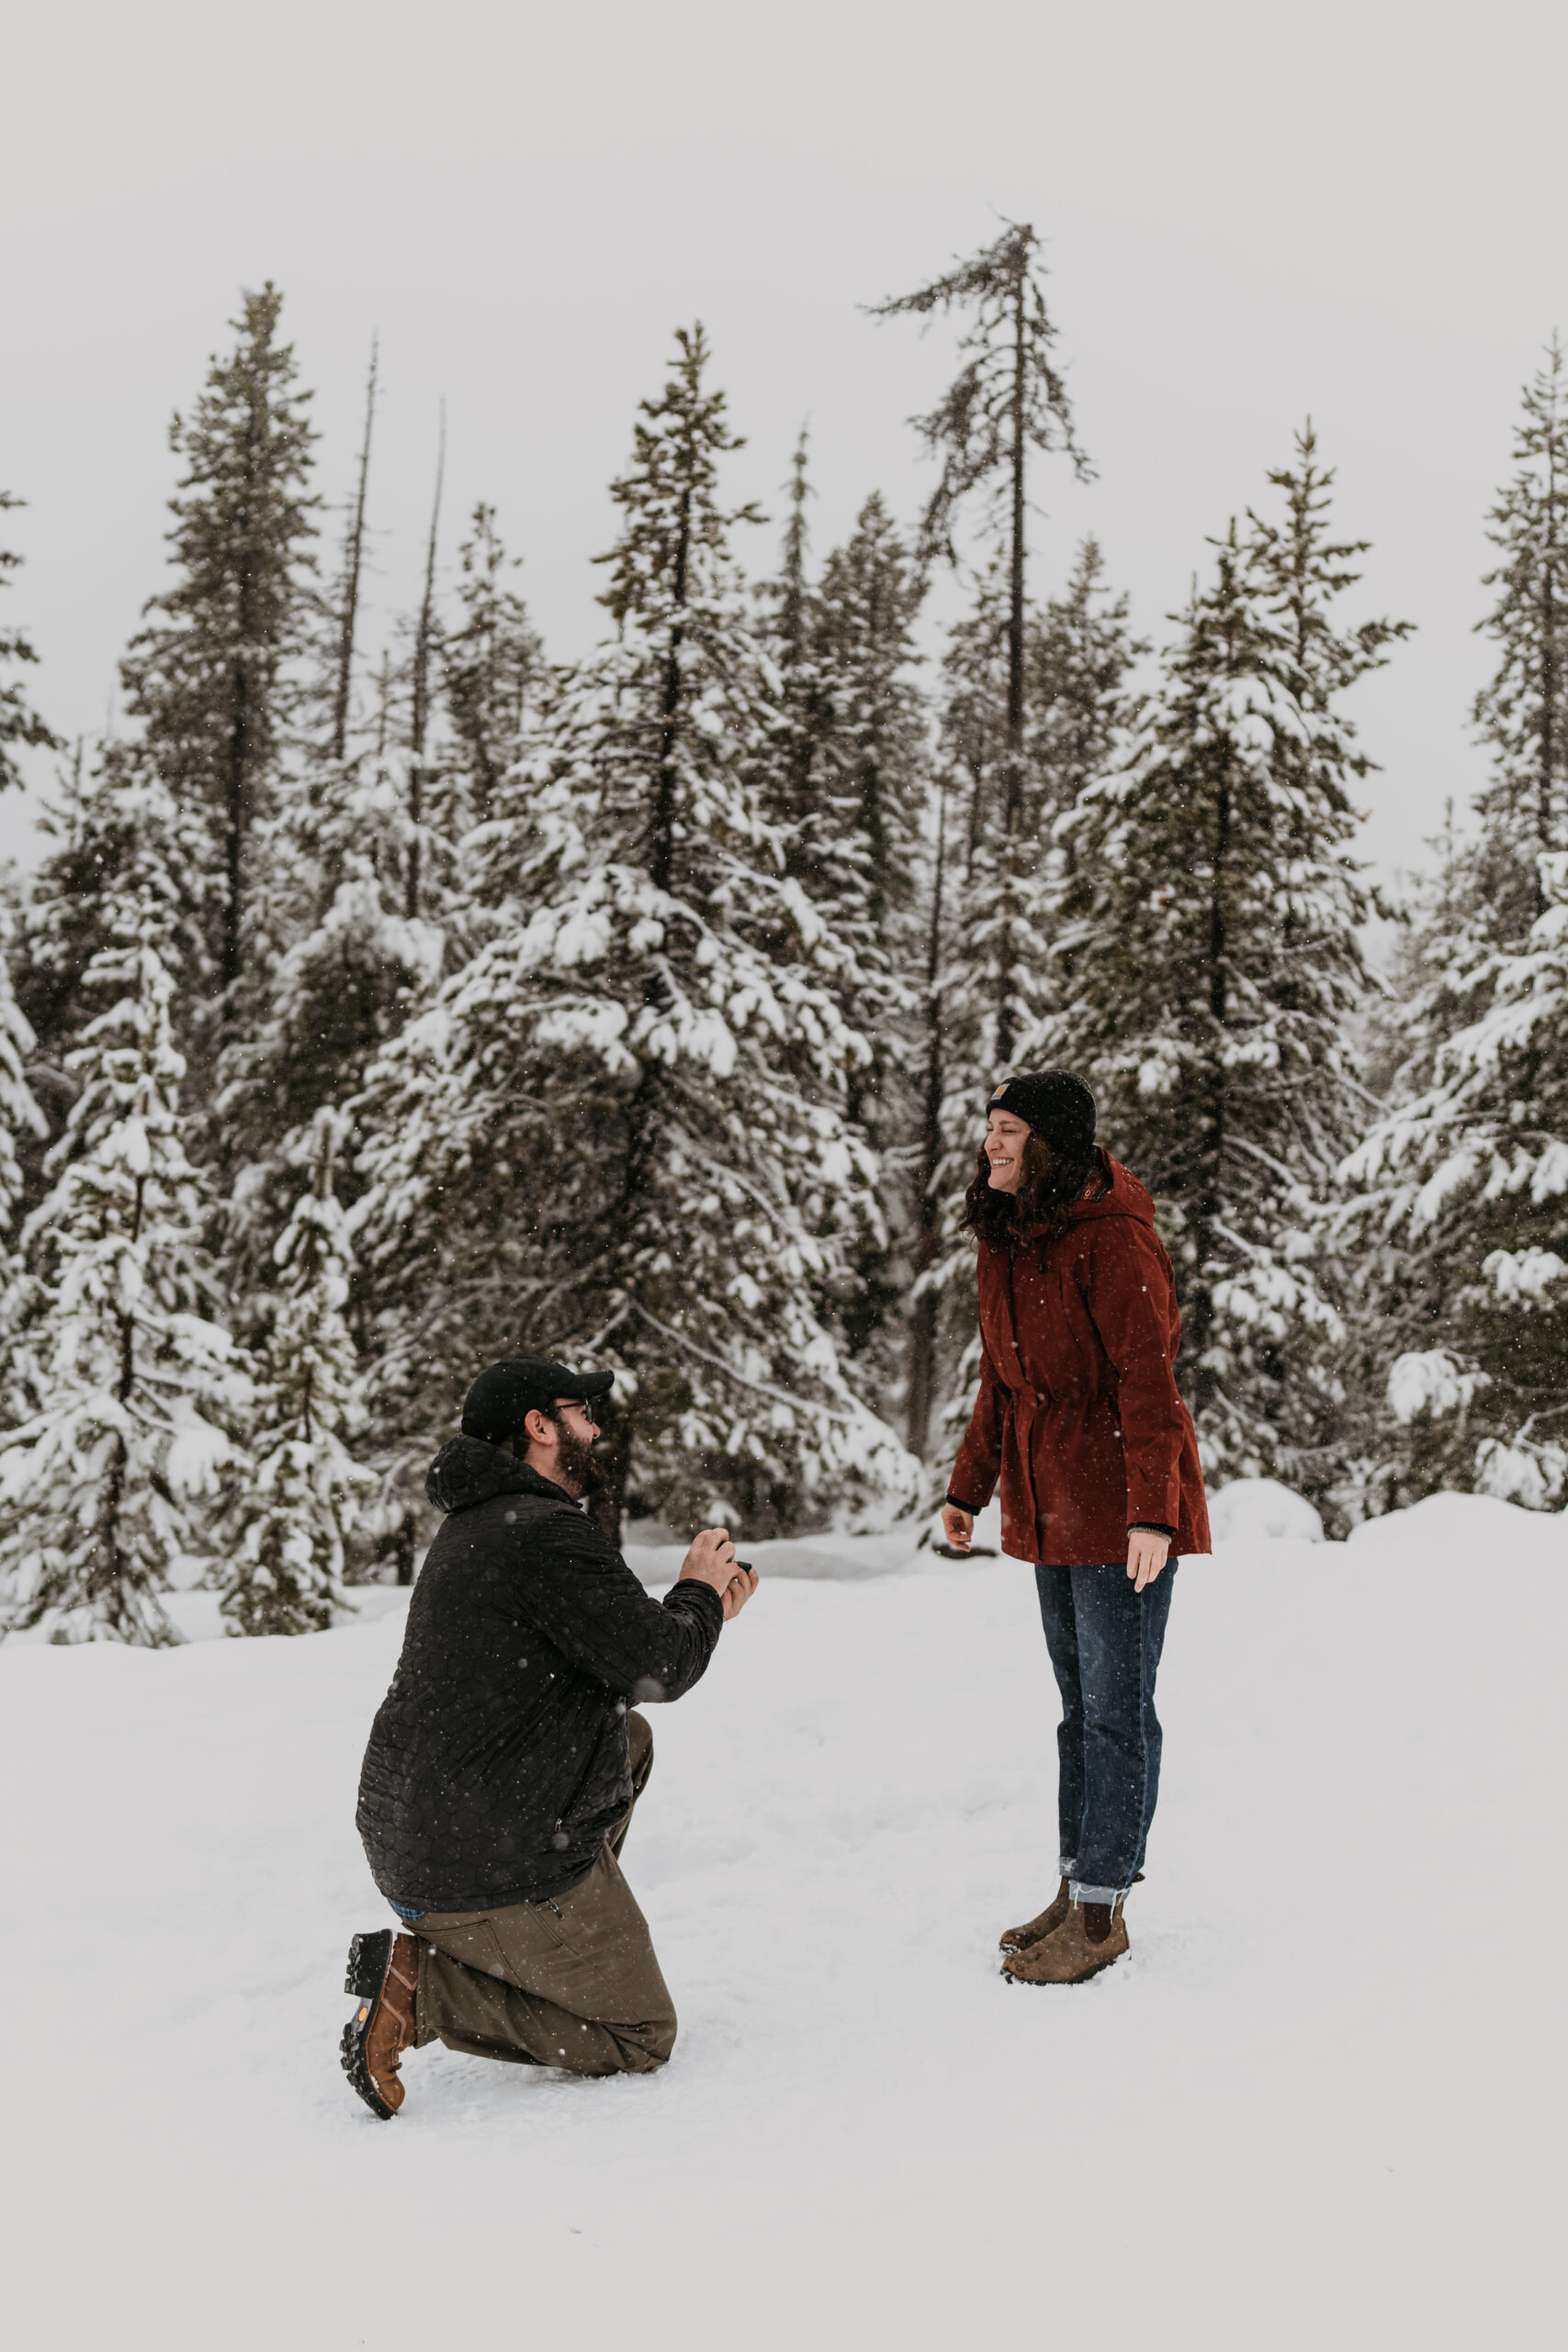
left=756, top=476, right=928, bottom=1377
left=1336, top=353, right=1568, bottom=1511
left=807, top=494, right=928, bottom=1055
left=20, top=737, right=211, bottom=1086
left=352, top=325, right=917, bottom=1541
left=445, top=501, right=543, bottom=849
left=0, top=816, right=247, bottom=1645
left=1338, top=851, right=1568, bottom=1511
left=1037, top=432, right=1406, bottom=1492
left=0, top=927, right=45, bottom=1231
left=217, top=396, right=450, bottom=1289
left=214, top=576, right=441, bottom=1295
left=1031, top=537, right=1148, bottom=880
left=220, top=1108, right=368, bottom=1634
left=759, top=429, right=833, bottom=897
left=119, top=284, right=318, bottom=1023
left=1470, top=334, right=1568, bottom=942
left=1, top=490, right=60, bottom=792
left=0, top=930, right=48, bottom=1424
left=905, top=544, right=1145, bottom=1462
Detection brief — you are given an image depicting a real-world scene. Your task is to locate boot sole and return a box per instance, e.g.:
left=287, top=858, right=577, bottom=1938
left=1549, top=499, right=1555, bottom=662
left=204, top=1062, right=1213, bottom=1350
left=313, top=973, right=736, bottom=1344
left=344, top=1928, right=392, bottom=1999
left=341, top=1930, right=398, bottom=2120
left=1001, top=1948, right=1125, bottom=1986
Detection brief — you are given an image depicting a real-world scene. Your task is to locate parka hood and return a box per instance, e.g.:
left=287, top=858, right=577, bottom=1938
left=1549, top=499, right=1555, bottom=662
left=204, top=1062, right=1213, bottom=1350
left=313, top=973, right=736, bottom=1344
left=424, top=1435, right=576, bottom=1517
left=1066, top=1154, right=1156, bottom=1227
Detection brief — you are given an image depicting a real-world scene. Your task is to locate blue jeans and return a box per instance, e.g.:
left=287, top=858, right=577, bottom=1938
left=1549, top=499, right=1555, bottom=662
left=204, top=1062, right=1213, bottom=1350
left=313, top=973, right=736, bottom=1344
left=1033, top=1560, right=1177, bottom=1905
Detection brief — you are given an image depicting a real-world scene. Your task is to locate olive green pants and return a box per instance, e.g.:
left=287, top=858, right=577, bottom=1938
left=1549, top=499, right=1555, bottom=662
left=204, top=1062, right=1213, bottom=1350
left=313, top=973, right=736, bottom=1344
left=411, top=1711, right=677, bottom=2075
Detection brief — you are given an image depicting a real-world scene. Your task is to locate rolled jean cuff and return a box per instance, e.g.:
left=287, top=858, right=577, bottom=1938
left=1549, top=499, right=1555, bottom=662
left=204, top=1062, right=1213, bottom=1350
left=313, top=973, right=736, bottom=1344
left=1069, top=1880, right=1128, bottom=1907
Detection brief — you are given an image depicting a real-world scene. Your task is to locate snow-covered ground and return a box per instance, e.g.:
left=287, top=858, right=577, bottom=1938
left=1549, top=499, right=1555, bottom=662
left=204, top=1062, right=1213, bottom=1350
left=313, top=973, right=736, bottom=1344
left=4, top=1488, right=1562, bottom=2349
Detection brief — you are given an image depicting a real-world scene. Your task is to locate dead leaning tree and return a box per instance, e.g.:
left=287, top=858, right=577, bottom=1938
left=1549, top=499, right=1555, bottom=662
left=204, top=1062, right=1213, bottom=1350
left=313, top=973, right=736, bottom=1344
left=868, top=217, right=1092, bottom=1060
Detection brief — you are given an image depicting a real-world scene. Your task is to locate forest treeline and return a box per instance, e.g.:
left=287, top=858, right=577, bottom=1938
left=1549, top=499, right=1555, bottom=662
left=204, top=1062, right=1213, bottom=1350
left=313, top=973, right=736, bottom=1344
left=1, top=223, right=1565, bottom=1643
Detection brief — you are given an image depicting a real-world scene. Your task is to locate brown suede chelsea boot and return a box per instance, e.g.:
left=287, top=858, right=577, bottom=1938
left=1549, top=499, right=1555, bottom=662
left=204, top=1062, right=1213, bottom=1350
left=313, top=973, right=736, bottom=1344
left=999, top=1871, right=1140, bottom=1955
left=341, top=1928, right=420, bottom=2118
left=998, top=1878, right=1071, bottom=1953
left=1001, top=1897, right=1129, bottom=1985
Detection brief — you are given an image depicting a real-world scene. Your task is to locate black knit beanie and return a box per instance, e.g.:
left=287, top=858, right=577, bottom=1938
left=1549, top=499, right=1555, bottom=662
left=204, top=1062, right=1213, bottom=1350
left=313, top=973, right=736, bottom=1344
left=986, top=1069, right=1097, bottom=1156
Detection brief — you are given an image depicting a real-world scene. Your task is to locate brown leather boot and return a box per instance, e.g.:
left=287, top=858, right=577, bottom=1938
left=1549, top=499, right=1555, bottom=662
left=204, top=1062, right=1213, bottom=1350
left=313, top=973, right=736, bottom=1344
left=998, top=1878, right=1070, bottom=1953
left=341, top=1929, right=419, bottom=2118
left=999, top=1871, right=1140, bottom=1954
left=1001, top=1897, right=1129, bottom=1984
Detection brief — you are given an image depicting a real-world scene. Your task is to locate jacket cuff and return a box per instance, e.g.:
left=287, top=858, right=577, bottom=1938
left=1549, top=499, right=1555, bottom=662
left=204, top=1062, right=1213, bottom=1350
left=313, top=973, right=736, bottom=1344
left=661, top=1579, right=724, bottom=1630
left=945, top=1494, right=983, bottom=1514
left=1127, top=1521, right=1176, bottom=1539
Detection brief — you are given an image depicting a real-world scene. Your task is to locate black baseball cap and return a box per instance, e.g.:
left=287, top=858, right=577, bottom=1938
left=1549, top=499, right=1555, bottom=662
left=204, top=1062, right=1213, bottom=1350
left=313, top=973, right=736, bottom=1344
left=460, top=1356, right=615, bottom=1443
left=986, top=1069, right=1097, bottom=1156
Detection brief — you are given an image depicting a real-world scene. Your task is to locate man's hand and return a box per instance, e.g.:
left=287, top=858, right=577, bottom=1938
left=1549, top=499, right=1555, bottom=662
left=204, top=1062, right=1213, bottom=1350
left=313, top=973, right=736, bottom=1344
left=678, top=1527, right=759, bottom=1623
left=1126, top=1528, right=1171, bottom=1593
left=719, top=1567, right=757, bottom=1622
left=941, top=1503, right=974, bottom=1554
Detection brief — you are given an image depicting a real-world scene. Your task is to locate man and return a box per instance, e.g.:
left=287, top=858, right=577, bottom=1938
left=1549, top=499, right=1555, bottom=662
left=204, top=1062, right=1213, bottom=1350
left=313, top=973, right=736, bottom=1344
left=342, top=1355, right=757, bottom=2119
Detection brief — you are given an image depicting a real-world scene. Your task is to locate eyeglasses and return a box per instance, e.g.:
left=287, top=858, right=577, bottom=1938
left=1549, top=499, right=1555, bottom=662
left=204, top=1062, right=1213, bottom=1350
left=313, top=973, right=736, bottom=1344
left=553, top=1396, right=599, bottom=1429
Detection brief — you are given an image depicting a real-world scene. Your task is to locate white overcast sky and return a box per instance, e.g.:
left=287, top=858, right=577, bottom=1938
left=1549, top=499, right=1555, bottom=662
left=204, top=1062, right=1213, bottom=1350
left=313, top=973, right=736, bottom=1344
left=4, top=0, right=1565, bottom=888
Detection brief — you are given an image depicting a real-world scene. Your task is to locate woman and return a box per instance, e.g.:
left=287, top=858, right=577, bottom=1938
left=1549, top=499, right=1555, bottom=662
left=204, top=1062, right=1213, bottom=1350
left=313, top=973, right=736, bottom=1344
left=942, top=1069, right=1209, bottom=1985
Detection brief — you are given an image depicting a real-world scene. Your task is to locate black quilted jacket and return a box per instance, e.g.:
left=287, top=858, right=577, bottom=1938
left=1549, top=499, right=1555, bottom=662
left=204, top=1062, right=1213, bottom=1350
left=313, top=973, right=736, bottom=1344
left=356, top=1439, right=723, bottom=1910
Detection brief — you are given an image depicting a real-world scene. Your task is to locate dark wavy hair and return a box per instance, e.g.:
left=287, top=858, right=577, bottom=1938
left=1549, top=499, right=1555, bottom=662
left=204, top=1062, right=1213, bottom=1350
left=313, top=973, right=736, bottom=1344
left=963, top=1132, right=1103, bottom=1254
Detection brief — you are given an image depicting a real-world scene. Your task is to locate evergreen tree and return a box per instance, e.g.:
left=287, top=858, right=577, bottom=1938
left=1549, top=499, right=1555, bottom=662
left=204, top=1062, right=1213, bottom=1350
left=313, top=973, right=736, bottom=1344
left=0, top=832, right=247, bottom=1645
left=1036, top=434, right=1406, bottom=1491
left=0, top=933, right=46, bottom=1241
left=120, top=284, right=318, bottom=1012
left=1339, top=849, right=1568, bottom=1511
left=20, top=739, right=209, bottom=1082
left=220, top=1108, right=368, bottom=1634
left=445, top=502, right=543, bottom=844
left=1, top=491, right=61, bottom=792
left=760, top=429, right=833, bottom=896
left=1337, top=355, right=1568, bottom=1511
left=904, top=543, right=1146, bottom=1461
left=1471, top=335, right=1568, bottom=939
left=0, top=932, right=48, bottom=1425
left=808, top=493, right=928, bottom=1026
left=805, top=494, right=929, bottom=1381
left=870, top=219, right=1090, bottom=1060
left=906, top=772, right=954, bottom=1464
left=1031, top=537, right=1149, bottom=883
left=352, top=326, right=916, bottom=1541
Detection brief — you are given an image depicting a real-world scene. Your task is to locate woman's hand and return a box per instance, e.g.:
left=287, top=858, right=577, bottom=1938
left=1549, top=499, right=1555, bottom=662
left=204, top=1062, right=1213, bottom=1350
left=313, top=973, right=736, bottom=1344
left=941, top=1503, right=974, bottom=1554
left=1126, top=1528, right=1171, bottom=1592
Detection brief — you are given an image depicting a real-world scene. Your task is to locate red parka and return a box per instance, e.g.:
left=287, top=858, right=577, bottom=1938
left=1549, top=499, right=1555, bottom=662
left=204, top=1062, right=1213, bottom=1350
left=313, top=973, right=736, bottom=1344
left=948, top=1156, right=1210, bottom=1566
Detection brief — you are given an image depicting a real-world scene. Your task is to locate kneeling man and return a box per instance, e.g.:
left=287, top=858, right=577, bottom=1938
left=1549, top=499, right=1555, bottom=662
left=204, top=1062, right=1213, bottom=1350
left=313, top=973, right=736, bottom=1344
left=342, top=1355, right=756, bottom=2119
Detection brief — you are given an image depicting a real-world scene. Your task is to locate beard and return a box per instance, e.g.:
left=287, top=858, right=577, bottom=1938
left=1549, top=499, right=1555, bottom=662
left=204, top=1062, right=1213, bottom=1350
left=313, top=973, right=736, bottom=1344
left=552, top=1420, right=605, bottom=1497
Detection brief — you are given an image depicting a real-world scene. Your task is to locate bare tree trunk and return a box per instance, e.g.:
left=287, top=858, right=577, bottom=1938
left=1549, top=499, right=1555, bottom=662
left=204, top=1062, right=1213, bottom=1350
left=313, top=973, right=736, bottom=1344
left=331, top=337, right=378, bottom=763
left=406, top=403, right=446, bottom=922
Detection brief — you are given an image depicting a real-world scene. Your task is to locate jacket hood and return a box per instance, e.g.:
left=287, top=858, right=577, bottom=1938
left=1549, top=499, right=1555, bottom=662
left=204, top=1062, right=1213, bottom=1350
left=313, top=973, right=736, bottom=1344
left=1066, top=1154, right=1156, bottom=1227
left=424, top=1435, right=575, bottom=1517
